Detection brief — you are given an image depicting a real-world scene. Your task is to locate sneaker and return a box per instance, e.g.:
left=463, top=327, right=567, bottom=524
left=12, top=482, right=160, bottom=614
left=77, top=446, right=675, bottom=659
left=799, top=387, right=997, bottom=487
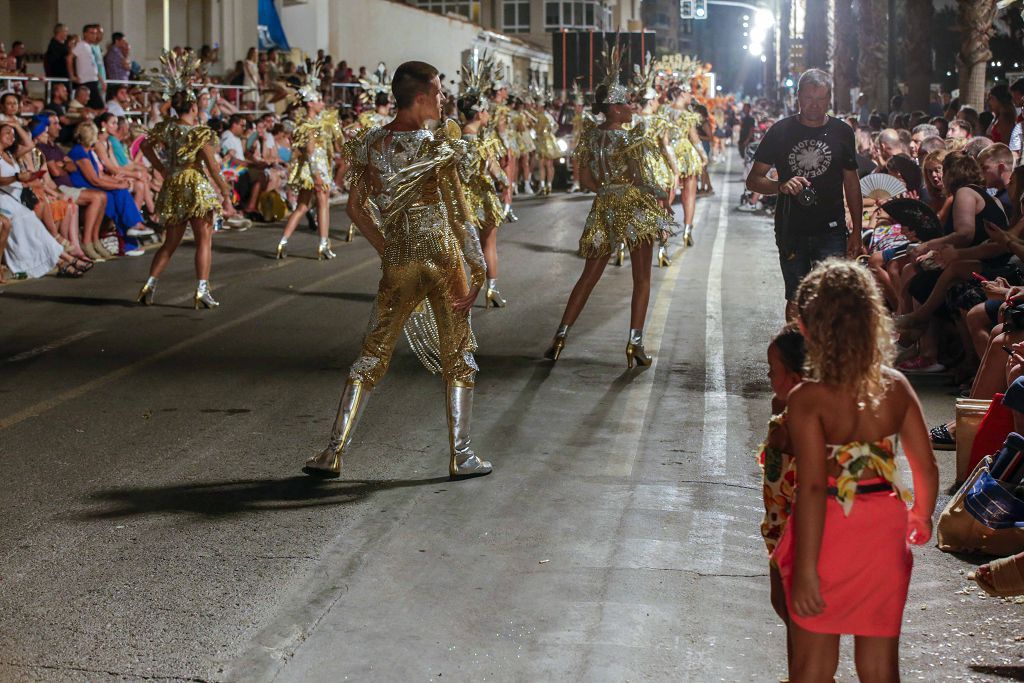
left=897, top=356, right=946, bottom=374
left=737, top=202, right=759, bottom=212
left=126, top=226, right=155, bottom=237
left=929, top=424, right=956, bottom=451
left=124, top=248, right=146, bottom=257
left=225, top=216, right=252, bottom=231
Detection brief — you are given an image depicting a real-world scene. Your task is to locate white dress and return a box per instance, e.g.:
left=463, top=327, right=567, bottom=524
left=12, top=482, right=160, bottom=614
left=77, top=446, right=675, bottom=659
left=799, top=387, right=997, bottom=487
left=0, top=156, right=63, bottom=278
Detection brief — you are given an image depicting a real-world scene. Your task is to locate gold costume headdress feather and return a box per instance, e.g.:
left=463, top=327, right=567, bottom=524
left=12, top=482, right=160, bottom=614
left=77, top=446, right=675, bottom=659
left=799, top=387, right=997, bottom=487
left=633, top=51, right=658, bottom=101
left=295, top=58, right=324, bottom=103
left=147, top=50, right=204, bottom=102
left=359, top=62, right=392, bottom=105
left=460, top=50, right=503, bottom=110
left=600, top=42, right=630, bottom=105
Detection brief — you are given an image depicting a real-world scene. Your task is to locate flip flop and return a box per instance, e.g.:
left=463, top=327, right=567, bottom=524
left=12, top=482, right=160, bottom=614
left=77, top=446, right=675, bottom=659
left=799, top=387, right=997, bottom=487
left=971, top=555, right=1024, bottom=597
left=930, top=424, right=956, bottom=451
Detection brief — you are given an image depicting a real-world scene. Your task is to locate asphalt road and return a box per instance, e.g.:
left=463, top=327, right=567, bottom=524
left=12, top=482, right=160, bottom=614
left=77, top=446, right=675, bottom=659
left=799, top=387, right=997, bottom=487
left=1, top=151, right=1021, bottom=682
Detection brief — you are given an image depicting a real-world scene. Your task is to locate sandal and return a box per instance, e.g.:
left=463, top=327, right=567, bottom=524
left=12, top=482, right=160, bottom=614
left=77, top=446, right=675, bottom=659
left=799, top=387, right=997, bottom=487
left=930, top=424, right=956, bottom=451
left=971, top=554, right=1024, bottom=597
left=56, top=263, right=84, bottom=278
left=72, top=257, right=94, bottom=272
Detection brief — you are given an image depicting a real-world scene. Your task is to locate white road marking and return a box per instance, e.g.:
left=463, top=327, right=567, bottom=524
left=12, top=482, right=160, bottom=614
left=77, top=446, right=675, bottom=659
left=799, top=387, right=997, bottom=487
left=6, top=330, right=97, bottom=363
left=699, top=152, right=732, bottom=477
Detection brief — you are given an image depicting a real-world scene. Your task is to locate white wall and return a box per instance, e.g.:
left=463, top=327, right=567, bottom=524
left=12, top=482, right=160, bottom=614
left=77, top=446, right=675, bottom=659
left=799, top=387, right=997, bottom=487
left=277, top=0, right=329, bottom=60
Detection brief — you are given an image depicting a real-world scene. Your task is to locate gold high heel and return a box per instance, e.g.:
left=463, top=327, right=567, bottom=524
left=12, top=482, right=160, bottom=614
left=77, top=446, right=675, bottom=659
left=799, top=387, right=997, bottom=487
left=657, top=244, right=671, bottom=267
left=346, top=223, right=356, bottom=242
left=485, top=279, right=507, bottom=308
left=626, top=329, right=652, bottom=368
left=194, top=287, right=219, bottom=309
left=613, top=242, right=626, bottom=267
left=544, top=324, right=570, bottom=361
left=683, top=224, right=694, bottom=247
left=136, top=282, right=155, bottom=306
left=275, top=241, right=287, bottom=260
left=317, top=240, right=336, bottom=260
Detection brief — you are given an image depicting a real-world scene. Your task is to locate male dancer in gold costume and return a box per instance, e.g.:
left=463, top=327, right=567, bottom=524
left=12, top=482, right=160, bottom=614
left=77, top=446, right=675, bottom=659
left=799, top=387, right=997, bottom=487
left=302, top=61, right=492, bottom=481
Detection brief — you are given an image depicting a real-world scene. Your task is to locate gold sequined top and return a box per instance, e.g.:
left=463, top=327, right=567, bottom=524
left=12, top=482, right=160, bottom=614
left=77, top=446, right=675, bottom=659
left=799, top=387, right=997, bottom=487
left=288, top=109, right=343, bottom=191
left=147, top=119, right=222, bottom=224
left=639, top=112, right=677, bottom=190
left=462, top=132, right=507, bottom=232
left=534, top=110, right=561, bottom=160
left=344, top=121, right=486, bottom=288
left=666, top=107, right=704, bottom=178
left=491, top=103, right=518, bottom=156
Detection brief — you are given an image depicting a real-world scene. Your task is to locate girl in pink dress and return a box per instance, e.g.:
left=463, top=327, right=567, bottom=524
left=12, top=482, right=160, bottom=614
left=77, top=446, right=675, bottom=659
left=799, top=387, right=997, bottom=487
left=776, top=258, right=939, bottom=682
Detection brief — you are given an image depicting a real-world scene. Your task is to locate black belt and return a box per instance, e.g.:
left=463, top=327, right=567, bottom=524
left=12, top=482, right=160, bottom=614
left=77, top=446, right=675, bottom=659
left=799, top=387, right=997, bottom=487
left=826, top=482, right=893, bottom=496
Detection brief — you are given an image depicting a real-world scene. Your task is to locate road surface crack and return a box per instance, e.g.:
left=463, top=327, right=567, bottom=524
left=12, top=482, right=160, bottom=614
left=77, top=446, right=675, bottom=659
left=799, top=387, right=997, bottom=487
left=675, top=479, right=759, bottom=491
left=0, top=660, right=214, bottom=682
left=635, top=566, right=769, bottom=578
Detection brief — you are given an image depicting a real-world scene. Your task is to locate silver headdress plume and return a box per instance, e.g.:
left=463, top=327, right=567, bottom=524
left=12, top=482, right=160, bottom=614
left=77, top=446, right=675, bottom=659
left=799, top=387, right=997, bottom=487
left=600, top=41, right=629, bottom=105
left=359, top=61, right=392, bottom=105
left=460, top=49, right=503, bottom=109
left=297, top=58, right=324, bottom=103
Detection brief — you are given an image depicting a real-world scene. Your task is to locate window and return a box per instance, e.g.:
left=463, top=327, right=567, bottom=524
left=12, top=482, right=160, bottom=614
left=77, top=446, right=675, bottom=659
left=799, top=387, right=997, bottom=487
left=415, top=0, right=480, bottom=21
left=503, top=0, right=531, bottom=32
left=544, top=0, right=608, bottom=31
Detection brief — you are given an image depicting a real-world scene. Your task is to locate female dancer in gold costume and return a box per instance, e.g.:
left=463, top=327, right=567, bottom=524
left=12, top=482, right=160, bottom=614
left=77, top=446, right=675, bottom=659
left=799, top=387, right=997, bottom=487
left=302, top=61, right=491, bottom=481
left=459, top=53, right=510, bottom=307
left=666, top=85, right=707, bottom=246
left=639, top=87, right=680, bottom=267
left=492, top=86, right=519, bottom=222
left=533, top=98, right=561, bottom=196
left=136, top=52, right=235, bottom=309
left=543, top=69, right=677, bottom=367
left=275, top=63, right=344, bottom=260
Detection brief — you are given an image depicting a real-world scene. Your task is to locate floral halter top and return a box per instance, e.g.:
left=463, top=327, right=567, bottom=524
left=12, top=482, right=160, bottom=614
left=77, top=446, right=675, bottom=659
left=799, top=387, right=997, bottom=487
left=827, top=437, right=913, bottom=516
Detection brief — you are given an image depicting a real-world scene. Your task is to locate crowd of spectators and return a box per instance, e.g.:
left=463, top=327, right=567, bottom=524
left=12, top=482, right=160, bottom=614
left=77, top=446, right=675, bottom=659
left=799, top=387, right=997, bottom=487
left=0, top=22, right=401, bottom=283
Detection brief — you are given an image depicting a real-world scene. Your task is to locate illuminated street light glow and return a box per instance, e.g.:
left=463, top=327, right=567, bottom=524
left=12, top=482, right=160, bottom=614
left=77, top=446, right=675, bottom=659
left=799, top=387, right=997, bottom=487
left=747, top=7, right=775, bottom=55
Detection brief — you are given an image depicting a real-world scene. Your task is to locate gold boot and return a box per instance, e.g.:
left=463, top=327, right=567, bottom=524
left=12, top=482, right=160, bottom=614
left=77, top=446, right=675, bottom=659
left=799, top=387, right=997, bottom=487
left=303, top=380, right=369, bottom=478
left=136, top=282, right=155, bottom=305
left=626, top=328, right=653, bottom=368
left=544, top=324, right=570, bottom=361
left=447, top=381, right=492, bottom=480
left=275, top=240, right=287, bottom=260
left=683, top=224, right=694, bottom=247
left=485, top=279, right=507, bottom=308
left=346, top=223, right=356, bottom=242
left=317, top=239, right=336, bottom=260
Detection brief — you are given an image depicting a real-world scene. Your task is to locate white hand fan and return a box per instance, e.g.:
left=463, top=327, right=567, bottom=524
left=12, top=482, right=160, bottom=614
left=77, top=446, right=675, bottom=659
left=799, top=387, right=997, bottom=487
left=860, top=173, right=907, bottom=201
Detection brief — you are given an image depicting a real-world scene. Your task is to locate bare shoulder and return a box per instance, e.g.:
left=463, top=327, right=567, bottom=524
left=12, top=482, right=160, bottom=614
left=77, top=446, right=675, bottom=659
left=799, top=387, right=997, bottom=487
left=786, top=381, right=828, bottom=414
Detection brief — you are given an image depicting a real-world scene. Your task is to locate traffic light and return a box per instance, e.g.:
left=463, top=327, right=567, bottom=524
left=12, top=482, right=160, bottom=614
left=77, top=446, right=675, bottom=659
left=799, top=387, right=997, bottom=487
left=680, top=0, right=694, bottom=19
left=694, top=0, right=707, bottom=19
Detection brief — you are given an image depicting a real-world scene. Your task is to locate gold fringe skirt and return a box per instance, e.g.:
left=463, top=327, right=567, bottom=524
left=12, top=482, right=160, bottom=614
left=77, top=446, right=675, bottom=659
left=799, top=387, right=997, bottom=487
left=578, top=185, right=675, bottom=258
left=535, top=131, right=561, bottom=160
left=465, top=179, right=504, bottom=232
left=675, top=138, right=704, bottom=178
left=154, top=168, right=221, bottom=225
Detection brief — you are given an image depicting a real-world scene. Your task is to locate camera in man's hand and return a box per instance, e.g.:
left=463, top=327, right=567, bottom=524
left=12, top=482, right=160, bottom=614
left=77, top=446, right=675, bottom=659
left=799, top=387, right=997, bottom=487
left=794, top=185, right=818, bottom=207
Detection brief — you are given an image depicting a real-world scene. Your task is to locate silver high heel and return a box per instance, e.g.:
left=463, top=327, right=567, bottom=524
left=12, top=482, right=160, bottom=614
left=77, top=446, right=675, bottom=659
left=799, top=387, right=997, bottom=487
left=447, top=381, right=492, bottom=480
left=505, top=208, right=519, bottom=223
left=194, top=283, right=219, bottom=309
left=303, top=380, right=370, bottom=478
left=683, top=224, right=694, bottom=247
left=275, top=240, right=287, bottom=260
left=136, top=282, right=155, bottom=306
left=317, top=239, right=336, bottom=260
left=626, top=328, right=652, bottom=368
left=485, top=278, right=507, bottom=308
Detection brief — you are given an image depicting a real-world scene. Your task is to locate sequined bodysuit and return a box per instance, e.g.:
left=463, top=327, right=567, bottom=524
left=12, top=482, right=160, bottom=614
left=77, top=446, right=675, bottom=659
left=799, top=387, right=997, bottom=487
left=288, top=110, right=343, bottom=192
left=666, top=108, right=704, bottom=178
left=345, top=123, right=486, bottom=387
left=462, top=132, right=507, bottom=232
left=148, top=119, right=221, bottom=225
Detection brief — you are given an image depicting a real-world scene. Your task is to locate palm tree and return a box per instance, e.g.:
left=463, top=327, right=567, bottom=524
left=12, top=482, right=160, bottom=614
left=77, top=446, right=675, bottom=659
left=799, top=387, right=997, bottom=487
left=857, top=0, right=888, bottom=112
left=833, top=0, right=856, bottom=111
left=904, top=0, right=934, bottom=112
left=804, top=0, right=834, bottom=70
left=956, top=0, right=997, bottom=110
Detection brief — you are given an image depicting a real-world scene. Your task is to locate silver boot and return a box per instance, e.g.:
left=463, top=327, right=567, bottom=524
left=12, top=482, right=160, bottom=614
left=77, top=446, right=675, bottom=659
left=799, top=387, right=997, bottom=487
left=683, top=224, right=694, bottom=247
left=626, top=328, right=653, bottom=368
left=485, top=278, right=507, bottom=308
left=303, top=380, right=369, bottom=478
left=447, top=382, right=492, bottom=480
left=194, top=282, right=219, bottom=309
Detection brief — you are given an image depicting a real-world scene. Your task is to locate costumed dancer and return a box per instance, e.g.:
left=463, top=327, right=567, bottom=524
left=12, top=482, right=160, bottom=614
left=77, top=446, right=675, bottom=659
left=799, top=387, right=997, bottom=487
left=492, top=85, right=519, bottom=222
left=513, top=98, right=537, bottom=196
left=137, top=51, right=235, bottom=308
left=532, top=94, right=561, bottom=196
left=666, top=82, right=707, bottom=246
left=459, top=51, right=510, bottom=308
left=302, top=61, right=492, bottom=481
left=567, top=84, right=588, bottom=193
left=636, top=62, right=680, bottom=268
left=543, top=47, right=677, bottom=367
left=275, top=61, right=344, bottom=261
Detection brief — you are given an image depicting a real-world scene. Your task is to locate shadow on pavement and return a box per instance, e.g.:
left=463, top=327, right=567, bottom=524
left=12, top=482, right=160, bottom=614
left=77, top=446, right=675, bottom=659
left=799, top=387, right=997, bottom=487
left=79, top=474, right=451, bottom=519
left=0, top=291, right=137, bottom=307
left=970, top=666, right=1024, bottom=681
left=266, top=287, right=376, bottom=303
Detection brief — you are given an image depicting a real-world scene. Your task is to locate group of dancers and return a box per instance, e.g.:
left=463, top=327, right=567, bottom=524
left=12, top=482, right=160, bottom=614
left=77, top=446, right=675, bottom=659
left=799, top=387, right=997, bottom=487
left=129, top=46, right=712, bottom=480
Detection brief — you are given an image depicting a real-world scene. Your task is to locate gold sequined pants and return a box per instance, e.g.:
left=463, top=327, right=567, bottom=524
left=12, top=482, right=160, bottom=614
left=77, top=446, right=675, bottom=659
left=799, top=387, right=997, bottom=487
left=350, top=253, right=477, bottom=387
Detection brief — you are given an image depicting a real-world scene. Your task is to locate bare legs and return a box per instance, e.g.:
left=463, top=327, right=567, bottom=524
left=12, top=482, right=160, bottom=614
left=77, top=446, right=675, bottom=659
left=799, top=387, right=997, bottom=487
left=278, top=187, right=331, bottom=256
left=480, top=225, right=498, bottom=279
left=556, top=241, right=654, bottom=330
left=680, top=175, right=697, bottom=227
left=789, top=623, right=900, bottom=683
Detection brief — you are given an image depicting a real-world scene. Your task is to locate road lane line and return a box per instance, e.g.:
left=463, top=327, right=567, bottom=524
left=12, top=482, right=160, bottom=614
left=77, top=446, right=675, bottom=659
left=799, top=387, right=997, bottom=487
left=699, top=152, right=732, bottom=477
left=6, top=330, right=97, bottom=363
left=603, top=169, right=718, bottom=479
left=0, top=259, right=377, bottom=432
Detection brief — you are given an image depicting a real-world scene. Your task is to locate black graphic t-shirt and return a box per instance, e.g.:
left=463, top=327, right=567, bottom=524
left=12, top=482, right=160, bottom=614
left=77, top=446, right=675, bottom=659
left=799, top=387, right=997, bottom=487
left=754, top=115, right=857, bottom=235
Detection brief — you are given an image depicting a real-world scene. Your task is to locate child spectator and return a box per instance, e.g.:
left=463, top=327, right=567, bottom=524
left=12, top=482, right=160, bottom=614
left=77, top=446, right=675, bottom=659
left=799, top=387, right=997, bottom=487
left=757, top=324, right=806, bottom=671
left=776, top=259, right=938, bottom=682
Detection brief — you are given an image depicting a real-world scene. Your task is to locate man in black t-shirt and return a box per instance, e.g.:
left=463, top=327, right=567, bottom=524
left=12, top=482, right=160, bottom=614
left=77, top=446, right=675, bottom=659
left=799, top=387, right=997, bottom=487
left=738, top=102, right=756, bottom=158
left=745, top=69, right=863, bottom=318
left=44, top=24, right=70, bottom=79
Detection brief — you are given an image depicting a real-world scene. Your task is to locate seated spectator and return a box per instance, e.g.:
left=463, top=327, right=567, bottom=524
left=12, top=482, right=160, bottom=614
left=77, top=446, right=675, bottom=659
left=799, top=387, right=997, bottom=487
left=917, top=135, right=945, bottom=165
left=886, top=154, right=923, bottom=196
left=93, top=112, right=155, bottom=219
left=67, top=121, right=152, bottom=255
left=105, top=85, right=132, bottom=117
left=0, top=124, right=84, bottom=278
left=930, top=116, right=949, bottom=139
left=22, top=120, right=87, bottom=259
left=910, top=124, right=940, bottom=159
left=67, top=85, right=99, bottom=127
left=220, top=114, right=267, bottom=219
left=877, top=128, right=904, bottom=164
left=921, top=149, right=950, bottom=215
left=979, top=144, right=1017, bottom=216
left=35, top=113, right=110, bottom=261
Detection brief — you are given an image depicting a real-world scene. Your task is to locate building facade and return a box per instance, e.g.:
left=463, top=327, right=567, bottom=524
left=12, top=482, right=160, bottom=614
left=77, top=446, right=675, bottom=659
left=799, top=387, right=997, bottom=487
left=640, top=0, right=695, bottom=56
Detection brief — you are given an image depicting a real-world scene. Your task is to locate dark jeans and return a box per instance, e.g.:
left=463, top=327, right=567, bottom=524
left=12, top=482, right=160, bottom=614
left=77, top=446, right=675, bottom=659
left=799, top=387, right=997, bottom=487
left=777, top=229, right=847, bottom=300
left=84, top=81, right=103, bottom=110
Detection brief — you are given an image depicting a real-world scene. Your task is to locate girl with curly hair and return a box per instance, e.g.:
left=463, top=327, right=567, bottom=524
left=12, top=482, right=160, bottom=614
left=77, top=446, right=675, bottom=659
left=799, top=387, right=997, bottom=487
left=776, top=258, right=938, bottom=682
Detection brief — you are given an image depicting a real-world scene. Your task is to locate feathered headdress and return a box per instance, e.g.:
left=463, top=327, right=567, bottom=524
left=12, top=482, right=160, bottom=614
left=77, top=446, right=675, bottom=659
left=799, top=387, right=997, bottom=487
left=147, top=50, right=204, bottom=102
left=359, top=62, right=392, bottom=105
left=571, top=81, right=585, bottom=106
left=460, top=50, right=503, bottom=110
left=296, top=58, right=324, bottom=103
left=632, top=51, right=658, bottom=101
left=600, top=42, right=630, bottom=105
